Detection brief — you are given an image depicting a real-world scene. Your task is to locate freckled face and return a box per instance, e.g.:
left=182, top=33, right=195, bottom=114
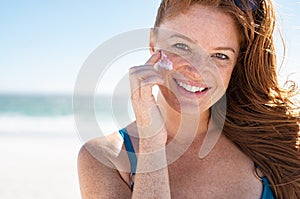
left=153, top=5, right=240, bottom=114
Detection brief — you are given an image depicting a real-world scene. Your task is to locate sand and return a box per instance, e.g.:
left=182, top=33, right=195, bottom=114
left=0, top=136, right=82, bottom=199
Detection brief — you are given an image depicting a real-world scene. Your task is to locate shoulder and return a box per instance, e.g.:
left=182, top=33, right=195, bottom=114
left=78, top=122, right=139, bottom=172
left=80, top=131, right=124, bottom=159
left=215, top=135, right=263, bottom=198
left=80, top=122, right=139, bottom=157
left=77, top=131, right=125, bottom=184
left=77, top=127, right=137, bottom=198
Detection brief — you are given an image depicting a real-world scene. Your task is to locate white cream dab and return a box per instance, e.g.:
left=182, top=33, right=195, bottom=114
left=157, top=51, right=173, bottom=71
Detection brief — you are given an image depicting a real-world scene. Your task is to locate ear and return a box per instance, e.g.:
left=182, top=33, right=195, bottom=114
left=149, top=28, right=156, bottom=54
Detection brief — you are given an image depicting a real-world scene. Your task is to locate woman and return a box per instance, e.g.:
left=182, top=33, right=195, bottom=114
left=78, top=0, right=300, bottom=198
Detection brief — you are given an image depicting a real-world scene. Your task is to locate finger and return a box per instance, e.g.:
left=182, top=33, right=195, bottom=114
left=129, top=64, right=158, bottom=74
left=130, top=74, right=164, bottom=101
left=129, top=73, right=164, bottom=95
left=129, top=66, right=163, bottom=95
left=145, top=50, right=161, bottom=65
left=140, top=75, right=164, bottom=100
left=129, top=67, right=160, bottom=88
left=140, top=75, right=164, bottom=87
left=130, top=67, right=161, bottom=77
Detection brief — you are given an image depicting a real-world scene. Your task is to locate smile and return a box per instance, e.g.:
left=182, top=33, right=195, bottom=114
left=175, top=79, right=209, bottom=93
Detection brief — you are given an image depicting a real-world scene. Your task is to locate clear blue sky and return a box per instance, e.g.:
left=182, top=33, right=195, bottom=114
left=0, top=0, right=299, bottom=94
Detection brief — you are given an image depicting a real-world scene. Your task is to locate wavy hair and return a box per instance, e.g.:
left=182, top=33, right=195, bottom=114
left=154, top=0, right=300, bottom=198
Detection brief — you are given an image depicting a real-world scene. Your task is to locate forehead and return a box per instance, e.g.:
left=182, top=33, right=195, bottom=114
left=159, top=4, right=240, bottom=50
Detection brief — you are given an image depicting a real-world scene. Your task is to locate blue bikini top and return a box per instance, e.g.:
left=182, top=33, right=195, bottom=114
left=119, top=128, right=275, bottom=198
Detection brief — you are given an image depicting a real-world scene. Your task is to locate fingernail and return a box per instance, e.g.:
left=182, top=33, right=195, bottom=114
left=154, top=49, right=161, bottom=54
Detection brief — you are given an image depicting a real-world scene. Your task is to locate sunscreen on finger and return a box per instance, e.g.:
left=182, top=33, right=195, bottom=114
left=156, top=51, right=173, bottom=71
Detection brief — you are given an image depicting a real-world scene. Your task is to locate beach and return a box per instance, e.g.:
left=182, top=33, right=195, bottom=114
left=0, top=94, right=122, bottom=198
left=0, top=136, right=82, bottom=199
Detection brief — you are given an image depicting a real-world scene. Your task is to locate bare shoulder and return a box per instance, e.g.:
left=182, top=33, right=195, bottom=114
left=216, top=135, right=263, bottom=198
left=77, top=129, right=135, bottom=199
left=81, top=131, right=124, bottom=159
left=80, top=122, right=139, bottom=158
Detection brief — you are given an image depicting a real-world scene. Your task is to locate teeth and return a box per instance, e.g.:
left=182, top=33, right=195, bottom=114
left=191, top=86, right=197, bottom=92
left=176, top=80, right=207, bottom=93
left=199, top=87, right=205, bottom=92
left=186, top=85, right=192, bottom=91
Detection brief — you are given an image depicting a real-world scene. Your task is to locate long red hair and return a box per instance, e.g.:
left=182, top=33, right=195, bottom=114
left=154, top=0, right=300, bottom=198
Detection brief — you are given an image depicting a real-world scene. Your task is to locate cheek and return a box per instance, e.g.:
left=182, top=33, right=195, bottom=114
left=162, top=52, right=190, bottom=67
left=218, top=68, right=234, bottom=89
left=158, top=84, right=181, bottom=112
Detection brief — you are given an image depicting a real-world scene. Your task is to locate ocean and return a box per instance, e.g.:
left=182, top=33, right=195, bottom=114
left=0, top=94, right=128, bottom=138
left=0, top=94, right=74, bottom=137
left=0, top=93, right=129, bottom=198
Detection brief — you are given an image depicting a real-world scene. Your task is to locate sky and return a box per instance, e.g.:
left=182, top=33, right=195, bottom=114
left=0, top=0, right=299, bottom=94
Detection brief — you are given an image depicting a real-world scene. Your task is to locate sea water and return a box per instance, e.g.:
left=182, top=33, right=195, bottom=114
left=0, top=93, right=124, bottom=199
left=0, top=94, right=122, bottom=137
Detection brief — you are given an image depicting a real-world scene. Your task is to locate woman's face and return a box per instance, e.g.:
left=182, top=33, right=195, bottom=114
left=152, top=4, right=240, bottom=114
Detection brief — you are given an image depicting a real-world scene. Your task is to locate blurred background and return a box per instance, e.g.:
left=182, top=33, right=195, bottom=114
left=0, top=0, right=299, bottom=198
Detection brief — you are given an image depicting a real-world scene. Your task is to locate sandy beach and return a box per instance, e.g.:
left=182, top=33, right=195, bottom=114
left=0, top=136, right=82, bottom=199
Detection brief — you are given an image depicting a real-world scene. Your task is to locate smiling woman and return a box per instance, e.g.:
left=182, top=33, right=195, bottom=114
left=151, top=7, right=240, bottom=113
left=77, top=0, right=300, bottom=198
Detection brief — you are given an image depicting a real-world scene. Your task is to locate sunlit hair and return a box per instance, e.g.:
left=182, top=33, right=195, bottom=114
left=154, top=0, right=300, bottom=198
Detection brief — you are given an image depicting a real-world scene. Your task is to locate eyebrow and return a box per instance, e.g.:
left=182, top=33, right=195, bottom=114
left=170, top=34, right=237, bottom=54
left=213, top=47, right=236, bottom=54
left=169, top=34, right=195, bottom=43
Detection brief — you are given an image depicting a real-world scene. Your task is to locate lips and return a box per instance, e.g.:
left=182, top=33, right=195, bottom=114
left=174, top=79, right=209, bottom=93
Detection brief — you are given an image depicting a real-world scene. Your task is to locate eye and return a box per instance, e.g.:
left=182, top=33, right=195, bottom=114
left=212, top=53, right=229, bottom=60
left=173, top=43, right=191, bottom=51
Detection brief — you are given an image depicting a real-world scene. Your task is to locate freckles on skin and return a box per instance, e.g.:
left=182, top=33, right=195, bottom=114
left=158, top=4, right=240, bottom=65
left=154, top=5, right=241, bottom=112
left=161, top=5, right=239, bottom=80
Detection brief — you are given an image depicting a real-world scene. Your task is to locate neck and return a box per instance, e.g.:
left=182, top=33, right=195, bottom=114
left=157, top=92, right=211, bottom=147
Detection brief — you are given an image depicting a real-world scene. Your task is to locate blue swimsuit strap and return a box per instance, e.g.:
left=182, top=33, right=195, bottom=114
left=255, top=164, right=275, bottom=199
left=261, top=176, right=275, bottom=199
left=119, top=128, right=137, bottom=190
left=119, top=128, right=275, bottom=198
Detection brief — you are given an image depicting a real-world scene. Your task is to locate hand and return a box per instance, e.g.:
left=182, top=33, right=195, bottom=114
left=129, top=51, right=167, bottom=149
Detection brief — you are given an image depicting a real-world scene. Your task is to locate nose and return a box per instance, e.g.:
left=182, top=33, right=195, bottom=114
left=174, top=55, right=212, bottom=79
left=182, top=65, right=202, bottom=79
